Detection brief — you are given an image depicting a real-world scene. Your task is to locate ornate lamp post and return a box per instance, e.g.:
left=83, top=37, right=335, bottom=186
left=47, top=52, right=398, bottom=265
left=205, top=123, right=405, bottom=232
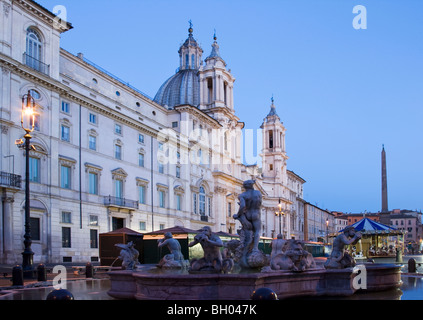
left=21, top=90, right=36, bottom=279
left=275, top=198, right=284, bottom=237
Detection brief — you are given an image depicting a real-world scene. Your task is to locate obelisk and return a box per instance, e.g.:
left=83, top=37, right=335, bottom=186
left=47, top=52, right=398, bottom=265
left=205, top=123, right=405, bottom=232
left=381, top=145, right=388, bottom=212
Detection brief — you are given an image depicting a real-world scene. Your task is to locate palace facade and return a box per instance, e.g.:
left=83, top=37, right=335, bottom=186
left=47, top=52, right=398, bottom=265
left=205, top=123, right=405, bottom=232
left=0, top=0, right=309, bottom=264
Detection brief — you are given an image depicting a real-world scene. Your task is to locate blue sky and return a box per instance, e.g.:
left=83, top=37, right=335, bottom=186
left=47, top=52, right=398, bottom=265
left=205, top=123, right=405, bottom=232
left=37, top=0, right=423, bottom=213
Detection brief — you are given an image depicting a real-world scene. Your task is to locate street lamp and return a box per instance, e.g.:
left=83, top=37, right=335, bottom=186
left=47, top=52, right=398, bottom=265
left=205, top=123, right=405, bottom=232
left=326, top=218, right=329, bottom=245
left=21, top=90, right=36, bottom=279
left=275, top=198, right=284, bottom=237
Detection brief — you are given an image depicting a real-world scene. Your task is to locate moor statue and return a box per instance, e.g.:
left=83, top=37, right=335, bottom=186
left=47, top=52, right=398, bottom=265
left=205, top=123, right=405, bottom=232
left=115, top=241, right=140, bottom=270
left=324, top=226, right=362, bottom=269
left=157, top=232, right=187, bottom=269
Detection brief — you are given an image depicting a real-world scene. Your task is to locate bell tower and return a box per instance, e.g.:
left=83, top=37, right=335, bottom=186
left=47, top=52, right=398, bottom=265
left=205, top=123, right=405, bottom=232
left=199, top=32, right=235, bottom=111
left=260, top=97, right=288, bottom=184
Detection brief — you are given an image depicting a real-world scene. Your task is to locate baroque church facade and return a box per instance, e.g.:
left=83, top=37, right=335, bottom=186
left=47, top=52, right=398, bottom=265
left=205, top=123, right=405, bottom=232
left=0, top=0, right=306, bottom=264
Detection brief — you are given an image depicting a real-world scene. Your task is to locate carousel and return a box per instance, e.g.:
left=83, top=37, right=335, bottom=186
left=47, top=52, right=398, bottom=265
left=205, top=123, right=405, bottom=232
left=333, top=218, right=405, bottom=259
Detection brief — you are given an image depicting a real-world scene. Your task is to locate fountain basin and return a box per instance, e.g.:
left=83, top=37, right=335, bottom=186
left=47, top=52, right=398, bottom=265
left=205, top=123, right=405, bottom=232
left=107, top=263, right=402, bottom=300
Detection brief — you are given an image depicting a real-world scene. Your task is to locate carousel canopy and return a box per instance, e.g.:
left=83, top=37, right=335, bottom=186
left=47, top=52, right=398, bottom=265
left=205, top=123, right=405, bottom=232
left=339, top=218, right=403, bottom=235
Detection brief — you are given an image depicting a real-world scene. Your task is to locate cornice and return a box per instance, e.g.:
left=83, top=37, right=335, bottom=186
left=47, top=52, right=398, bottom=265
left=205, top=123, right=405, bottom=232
left=0, top=53, right=159, bottom=138
left=203, top=106, right=240, bottom=123
left=211, top=170, right=243, bottom=186
left=174, top=105, right=222, bottom=129
left=15, top=0, right=72, bottom=33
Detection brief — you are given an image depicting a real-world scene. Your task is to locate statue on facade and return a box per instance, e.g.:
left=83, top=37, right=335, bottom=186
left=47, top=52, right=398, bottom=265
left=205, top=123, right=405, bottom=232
left=157, top=232, right=188, bottom=269
left=115, top=241, right=140, bottom=270
left=233, top=180, right=268, bottom=268
left=262, top=238, right=317, bottom=272
left=324, top=226, right=362, bottom=269
left=188, top=226, right=233, bottom=273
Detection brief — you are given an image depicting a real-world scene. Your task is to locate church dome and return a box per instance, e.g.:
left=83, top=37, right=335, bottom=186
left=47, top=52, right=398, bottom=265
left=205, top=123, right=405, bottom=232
left=154, top=22, right=203, bottom=109
left=154, top=69, right=200, bottom=109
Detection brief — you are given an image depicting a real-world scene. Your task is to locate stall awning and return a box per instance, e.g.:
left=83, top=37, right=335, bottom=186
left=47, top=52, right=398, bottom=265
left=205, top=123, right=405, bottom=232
left=142, top=226, right=200, bottom=240
left=339, top=218, right=404, bottom=235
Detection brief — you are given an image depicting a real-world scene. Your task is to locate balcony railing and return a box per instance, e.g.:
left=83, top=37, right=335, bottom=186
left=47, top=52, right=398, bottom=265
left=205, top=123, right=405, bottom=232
left=0, top=172, right=22, bottom=189
left=23, top=53, right=50, bottom=76
left=104, top=196, right=139, bottom=210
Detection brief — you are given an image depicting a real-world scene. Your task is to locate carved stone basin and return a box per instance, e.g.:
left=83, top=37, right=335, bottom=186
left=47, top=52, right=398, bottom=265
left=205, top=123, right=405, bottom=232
left=107, top=263, right=402, bottom=300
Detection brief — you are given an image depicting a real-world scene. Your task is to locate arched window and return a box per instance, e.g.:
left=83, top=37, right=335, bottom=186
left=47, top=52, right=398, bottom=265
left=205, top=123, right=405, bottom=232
left=269, top=130, right=274, bottom=149
left=199, top=186, right=206, bottom=216
left=191, top=54, right=195, bottom=69
left=185, top=54, right=189, bottom=69
left=26, top=28, right=42, bottom=70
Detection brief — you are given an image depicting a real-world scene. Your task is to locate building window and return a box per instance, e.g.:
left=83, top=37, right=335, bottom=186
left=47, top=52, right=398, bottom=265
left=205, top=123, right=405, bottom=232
left=29, top=157, right=40, bottom=183
left=159, top=190, right=165, bottom=208
left=199, top=187, right=206, bottom=216
left=62, top=227, right=71, bottom=248
left=139, top=153, right=145, bottom=167
left=269, top=130, right=274, bottom=149
left=138, top=134, right=144, bottom=143
left=193, top=194, right=197, bottom=214
left=158, top=161, right=164, bottom=174
left=89, top=215, right=99, bottom=226
left=90, top=229, right=98, bottom=248
left=207, top=78, right=213, bottom=103
left=29, top=89, right=41, bottom=100
left=208, top=197, right=212, bottom=217
left=89, top=172, right=98, bottom=195
left=224, top=82, right=228, bottom=106
left=61, top=165, right=71, bottom=189
left=139, top=221, right=146, bottom=231
left=89, top=135, right=97, bottom=151
left=198, top=149, right=203, bottom=165
left=160, top=224, right=165, bottom=230
left=172, top=121, right=178, bottom=128
left=115, top=179, right=123, bottom=199
left=30, top=217, right=40, bottom=241
left=158, top=142, right=164, bottom=151
left=89, top=113, right=97, bottom=124
left=61, top=211, right=72, bottom=224
left=61, top=101, right=70, bottom=113
left=115, top=144, right=122, bottom=160
left=139, top=185, right=146, bottom=204
left=115, top=124, right=122, bottom=135
left=176, top=194, right=182, bottom=211
left=25, top=28, right=44, bottom=72
left=61, top=125, right=70, bottom=142
left=228, top=202, right=232, bottom=217
left=176, top=166, right=181, bottom=178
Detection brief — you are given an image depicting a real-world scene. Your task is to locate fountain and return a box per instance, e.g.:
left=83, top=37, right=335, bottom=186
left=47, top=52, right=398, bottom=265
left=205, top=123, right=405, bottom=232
left=107, top=180, right=402, bottom=300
